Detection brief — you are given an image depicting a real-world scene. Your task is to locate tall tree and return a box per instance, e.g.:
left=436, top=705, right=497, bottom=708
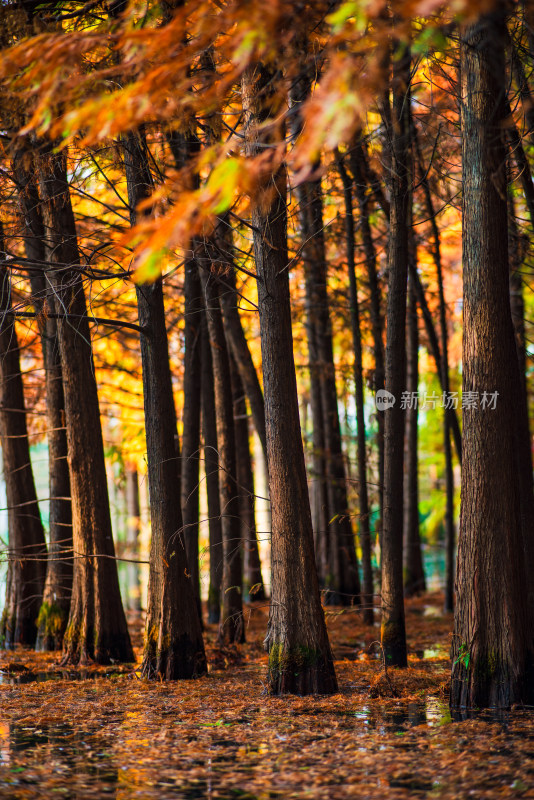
left=199, top=234, right=244, bottom=645
left=200, top=307, right=224, bottom=625
left=122, top=129, right=206, bottom=678
left=0, top=227, right=47, bottom=648
left=403, top=273, right=425, bottom=597
left=413, top=128, right=451, bottom=609
left=380, top=26, right=411, bottom=668
left=37, top=150, right=132, bottom=665
left=349, top=139, right=385, bottom=532
left=12, top=147, right=73, bottom=649
left=243, top=63, right=337, bottom=694
left=337, top=150, right=374, bottom=625
left=181, top=247, right=203, bottom=622
left=289, top=49, right=360, bottom=605
left=229, top=350, right=265, bottom=603
left=451, top=5, right=534, bottom=708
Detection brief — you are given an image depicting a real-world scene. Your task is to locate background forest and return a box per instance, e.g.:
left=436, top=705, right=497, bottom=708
left=0, top=0, right=534, bottom=740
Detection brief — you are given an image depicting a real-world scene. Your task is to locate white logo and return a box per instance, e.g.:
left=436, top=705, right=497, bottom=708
left=375, top=389, right=396, bottom=410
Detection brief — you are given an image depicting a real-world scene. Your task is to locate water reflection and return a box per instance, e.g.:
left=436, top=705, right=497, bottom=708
left=0, top=670, right=124, bottom=686
left=0, top=719, right=119, bottom=798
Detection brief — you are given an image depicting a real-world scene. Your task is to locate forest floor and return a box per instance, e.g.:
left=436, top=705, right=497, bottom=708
left=0, top=591, right=533, bottom=799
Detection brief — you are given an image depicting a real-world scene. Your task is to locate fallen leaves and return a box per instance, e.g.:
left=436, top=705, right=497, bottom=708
left=0, top=593, right=532, bottom=799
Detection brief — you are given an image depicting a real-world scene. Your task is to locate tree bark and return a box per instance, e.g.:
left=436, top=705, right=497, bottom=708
left=243, top=63, right=337, bottom=694
left=412, top=128, right=452, bottom=609
left=12, top=148, right=73, bottom=649
left=337, top=152, right=374, bottom=625
left=380, top=29, right=410, bottom=668
left=201, top=308, right=224, bottom=624
left=451, top=6, right=534, bottom=708
left=218, top=265, right=267, bottom=460
left=0, top=233, right=47, bottom=648
left=229, top=350, right=265, bottom=603
left=122, top=130, right=206, bottom=678
left=289, top=63, right=360, bottom=606
left=349, top=139, right=385, bottom=533
left=125, top=468, right=141, bottom=612
left=181, top=248, right=203, bottom=623
left=37, top=151, right=132, bottom=664
left=403, top=274, right=425, bottom=597
left=199, top=241, right=244, bottom=645
left=358, top=138, right=463, bottom=467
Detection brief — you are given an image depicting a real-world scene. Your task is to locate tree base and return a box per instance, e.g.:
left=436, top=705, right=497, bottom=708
left=218, top=611, right=245, bottom=645
left=268, top=644, right=338, bottom=695
left=381, top=619, right=407, bottom=668
left=62, top=621, right=134, bottom=666
left=142, top=635, right=207, bottom=681
left=36, top=601, right=67, bottom=652
left=0, top=610, right=38, bottom=650
left=450, top=655, right=534, bottom=709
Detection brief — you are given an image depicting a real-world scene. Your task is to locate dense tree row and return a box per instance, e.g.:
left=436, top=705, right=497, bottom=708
left=0, top=0, right=533, bottom=707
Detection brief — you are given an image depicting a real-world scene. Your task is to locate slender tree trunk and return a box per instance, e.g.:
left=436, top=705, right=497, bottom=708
left=403, top=275, right=425, bottom=597
left=349, top=140, right=385, bottom=535
left=201, top=309, right=224, bottom=624
left=337, top=152, right=374, bottom=625
left=358, top=138, right=463, bottom=467
left=290, top=66, right=360, bottom=606
left=229, top=350, right=265, bottom=603
left=451, top=6, right=534, bottom=708
left=125, top=467, right=141, bottom=612
left=0, top=239, right=47, bottom=648
left=380, top=30, right=411, bottom=668
left=409, top=263, right=462, bottom=466
left=199, top=243, right=244, bottom=644
left=181, top=249, right=203, bottom=623
left=218, top=265, right=267, bottom=460
left=243, top=63, right=337, bottom=694
left=413, top=127, right=452, bottom=609
left=36, top=151, right=132, bottom=664
left=306, top=330, right=329, bottom=586
left=122, top=130, right=206, bottom=678
left=12, top=149, right=73, bottom=649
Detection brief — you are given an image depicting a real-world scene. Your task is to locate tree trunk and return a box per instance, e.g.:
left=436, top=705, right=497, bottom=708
left=36, top=151, right=132, bottom=664
left=199, top=242, right=244, bottom=645
left=218, top=264, right=267, bottom=460
left=122, top=130, right=206, bottom=678
left=229, top=350, right=265, bottom=603
left=12, top=149, right=73, bottom=649
left=0, top=237, right=47, bottom=648
left=451, top=6, right=534, bottom=708
left=380, top=30, right=411, bottom=668
left=125, top=468, right=141, bottom=612
left=290, top=65, right=360, bottom=606
left=243, top=63, right=337, bottom=694
left=403, top=274, right=425, bottom=597
left=337, top=152, right=374, bottom=625
left=181, top=249, right=203, bottom=623
left=201, top=308, right=224, bottom=625
left=413, top=127, right=453, bottom=610
left=349, top=139, right=385, bottom=535
left=358, top=138, right=463, bottom=467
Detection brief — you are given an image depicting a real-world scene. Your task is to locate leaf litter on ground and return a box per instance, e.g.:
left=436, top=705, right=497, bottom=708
left=0, top=591, right=533, bottom=799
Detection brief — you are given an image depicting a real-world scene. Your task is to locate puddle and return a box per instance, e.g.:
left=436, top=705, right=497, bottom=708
left=0, top=670, right=124, bottom=685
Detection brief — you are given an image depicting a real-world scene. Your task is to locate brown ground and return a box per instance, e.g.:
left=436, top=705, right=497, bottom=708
left=0, top=592, right=533, bottom=799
